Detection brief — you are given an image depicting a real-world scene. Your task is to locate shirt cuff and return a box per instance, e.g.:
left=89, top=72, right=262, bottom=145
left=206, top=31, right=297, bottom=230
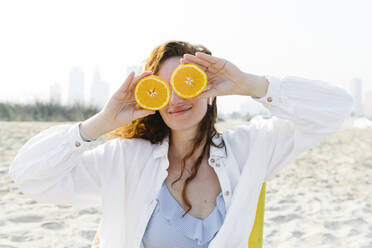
left=251, top=75, right=286, bottom=105
left=68, top=122, right=99, bottom=151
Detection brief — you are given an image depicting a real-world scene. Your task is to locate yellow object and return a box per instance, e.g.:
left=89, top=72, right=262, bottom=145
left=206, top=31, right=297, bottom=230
left=91, top=232, right=100, bottom=248
left=170, top=63, right=208, bottom=99
left=134, top=75, right=171, bottom=110
left=248, top=181, right=266, bottom=248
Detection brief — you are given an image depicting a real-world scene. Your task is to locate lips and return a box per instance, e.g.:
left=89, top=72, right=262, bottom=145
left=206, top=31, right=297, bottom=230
left=168, top=106, right=192, bottom=114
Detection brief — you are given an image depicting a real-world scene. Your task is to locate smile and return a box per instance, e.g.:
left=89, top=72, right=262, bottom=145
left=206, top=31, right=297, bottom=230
left=169, top=107, right=192, bottom=115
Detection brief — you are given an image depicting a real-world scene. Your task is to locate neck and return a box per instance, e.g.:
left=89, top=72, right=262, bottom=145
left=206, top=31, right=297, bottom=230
left=168, top=127, right=206, bottom=163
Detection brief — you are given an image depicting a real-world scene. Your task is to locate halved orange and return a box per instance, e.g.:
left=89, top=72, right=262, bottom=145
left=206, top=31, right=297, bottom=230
left=134, top=75, right=171, bottom=110
left=170, top=63, right=208, bottom=99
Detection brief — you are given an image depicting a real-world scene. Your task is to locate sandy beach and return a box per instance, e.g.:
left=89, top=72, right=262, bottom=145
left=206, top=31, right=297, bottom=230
left=0, top=119, right=371, bottom=248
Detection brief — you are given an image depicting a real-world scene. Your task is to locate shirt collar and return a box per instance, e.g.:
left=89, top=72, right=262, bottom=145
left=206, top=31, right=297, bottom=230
left=152, top=133, right=226, bottom=160
left=152, top=135, right=170, bottom=159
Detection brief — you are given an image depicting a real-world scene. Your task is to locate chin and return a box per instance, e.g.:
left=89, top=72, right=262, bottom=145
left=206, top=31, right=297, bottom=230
left=167, top=120, right=198, bottom=131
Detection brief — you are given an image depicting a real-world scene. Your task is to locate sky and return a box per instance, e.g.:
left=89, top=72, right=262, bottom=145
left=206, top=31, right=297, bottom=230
left=0, top=0, right=371, bottom=114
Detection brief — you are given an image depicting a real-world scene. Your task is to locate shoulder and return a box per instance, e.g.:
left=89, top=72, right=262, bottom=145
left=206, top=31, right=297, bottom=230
left=105, top=137, right=155, bottom=173
left=114, top=136, right=153, bottom=154
left=91, top=136, right=153, bottom=162
left=221, top=117, right=275, bottom=144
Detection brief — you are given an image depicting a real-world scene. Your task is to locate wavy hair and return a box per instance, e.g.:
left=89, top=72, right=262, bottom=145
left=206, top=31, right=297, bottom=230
left=105, top=40, right=226, bottom=217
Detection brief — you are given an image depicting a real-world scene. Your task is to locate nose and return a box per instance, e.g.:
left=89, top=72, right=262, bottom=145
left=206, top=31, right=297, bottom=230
left=168, top=88, right=185, bottom=105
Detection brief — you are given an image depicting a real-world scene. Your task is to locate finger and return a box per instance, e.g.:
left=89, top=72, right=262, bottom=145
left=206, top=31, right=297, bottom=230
left=182, top=54, right=210, bottom=69
left=195, top=52, right=220, bottom=64
left=131, top=71, right=153, bottom=88
left=118, top=71, right=135, bottom=91
left=125, top=99, right=137, bottom=105
left=133, top=109, right=156, bottom=119
left=197, top=87, right=218, bottom=99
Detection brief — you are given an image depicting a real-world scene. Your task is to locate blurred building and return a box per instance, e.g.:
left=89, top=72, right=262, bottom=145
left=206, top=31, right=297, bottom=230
left=365, top=90, right=372, bottom=118
left=349, top=77, right=364, bottom=117
left=49, top=81, right=62, bottom=104
left=67, top=67, right=85, bottom=106
left=89, top=68, right=110, bottom=109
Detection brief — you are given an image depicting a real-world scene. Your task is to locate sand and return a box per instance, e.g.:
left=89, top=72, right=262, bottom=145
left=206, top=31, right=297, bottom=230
left=0, top=119, right=371, bottom=248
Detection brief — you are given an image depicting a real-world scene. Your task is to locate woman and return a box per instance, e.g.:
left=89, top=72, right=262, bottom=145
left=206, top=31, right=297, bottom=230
left=8, top=40, right=353, bottom=247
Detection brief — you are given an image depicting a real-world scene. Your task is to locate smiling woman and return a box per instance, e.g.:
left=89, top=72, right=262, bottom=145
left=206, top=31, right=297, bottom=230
left=8, top=40, right=353, bottom=248
left=157, top=56, right=213, bottom=136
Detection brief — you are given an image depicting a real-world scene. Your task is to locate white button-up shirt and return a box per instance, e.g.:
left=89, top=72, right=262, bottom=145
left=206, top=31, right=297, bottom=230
left=8, top=75, right=353, bottom=248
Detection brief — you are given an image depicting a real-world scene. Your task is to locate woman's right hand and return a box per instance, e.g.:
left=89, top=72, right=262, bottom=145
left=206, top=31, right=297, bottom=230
left=99, top=71, right=156, bottom=128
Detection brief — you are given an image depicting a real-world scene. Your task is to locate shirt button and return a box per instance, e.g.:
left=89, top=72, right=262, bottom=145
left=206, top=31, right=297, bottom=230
left=224, top=190, right=230, bottom=196
left=75, top=141, right=81, bottom=147
left=210, top=158, right=215, bottom=163
left=216, top=163, right=221, bottom=167
left=267, top=97, right=272, bottom=103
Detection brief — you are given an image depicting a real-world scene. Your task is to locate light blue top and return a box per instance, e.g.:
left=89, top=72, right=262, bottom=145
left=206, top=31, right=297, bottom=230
left=142, top=181, right=226, bottom=247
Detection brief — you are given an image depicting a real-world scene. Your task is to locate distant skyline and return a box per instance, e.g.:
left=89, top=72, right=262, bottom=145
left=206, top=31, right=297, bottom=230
left=0, top=0, right=371, bottom=114
left=67, top=67, right=85, bottom=106
left=89, top=67, right=110, bottom=109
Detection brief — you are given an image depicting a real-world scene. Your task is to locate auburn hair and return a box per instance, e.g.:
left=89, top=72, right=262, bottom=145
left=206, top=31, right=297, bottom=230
left=105, top=40, right=226, bottom=217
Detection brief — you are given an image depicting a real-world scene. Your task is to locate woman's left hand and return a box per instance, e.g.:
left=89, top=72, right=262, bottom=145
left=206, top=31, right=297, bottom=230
left=180, top=52, right=254, bottom=98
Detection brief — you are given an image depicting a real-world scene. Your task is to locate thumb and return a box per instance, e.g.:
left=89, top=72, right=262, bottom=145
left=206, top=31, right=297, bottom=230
left=198, top=88, right=217, bottom=98
left=133, top=109, right=156, bottom=119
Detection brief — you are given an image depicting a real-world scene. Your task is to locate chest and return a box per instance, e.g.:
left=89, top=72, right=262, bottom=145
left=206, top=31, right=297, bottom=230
left=164, top=159, right=222, bottom=220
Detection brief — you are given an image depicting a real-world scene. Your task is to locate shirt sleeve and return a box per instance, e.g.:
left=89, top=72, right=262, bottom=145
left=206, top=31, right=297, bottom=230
left=250, top=75, right=354, bottom=181
left=8, top=122, right=122, bottom=209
